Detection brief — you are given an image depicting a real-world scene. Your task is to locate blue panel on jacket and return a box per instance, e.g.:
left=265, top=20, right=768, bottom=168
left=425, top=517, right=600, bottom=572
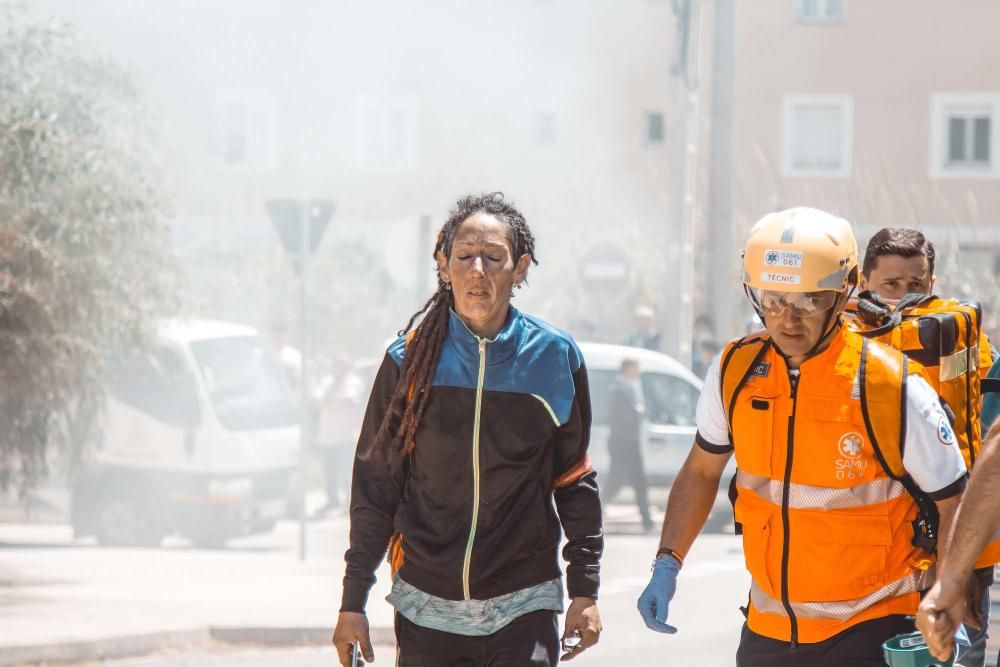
left=385, top=308, right=582, bottom=426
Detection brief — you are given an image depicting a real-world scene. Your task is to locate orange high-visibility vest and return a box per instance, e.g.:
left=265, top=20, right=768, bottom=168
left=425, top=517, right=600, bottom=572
left=845, top=296, right=984, bottom=467
left=721, top=326, right=935, bottom=644
left=844, top=297, right=999, bottom=569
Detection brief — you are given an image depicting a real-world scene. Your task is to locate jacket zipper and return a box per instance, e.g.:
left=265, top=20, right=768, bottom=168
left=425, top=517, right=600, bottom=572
left=461, top=337, right=487, bottom=600
left=781, top=371, right=799, bottom=649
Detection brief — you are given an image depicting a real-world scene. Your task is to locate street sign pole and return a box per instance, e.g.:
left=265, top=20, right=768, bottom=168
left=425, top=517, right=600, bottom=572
left=265, top=196, right=334, bottom=562
left=298, top=199, right=310, bottom=562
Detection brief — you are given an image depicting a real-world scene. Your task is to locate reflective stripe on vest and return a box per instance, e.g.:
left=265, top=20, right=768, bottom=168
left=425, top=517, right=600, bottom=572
left=735, top=470, right=907, bottom=511
left=723, top=325, right=927, bottom=644
left=746, top=570, right=932, bottom=644
left=750, top=568, right=933, bottom=621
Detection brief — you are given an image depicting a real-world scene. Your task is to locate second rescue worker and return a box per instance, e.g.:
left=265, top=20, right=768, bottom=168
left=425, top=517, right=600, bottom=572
left=638, top=208, right=969, bottom=666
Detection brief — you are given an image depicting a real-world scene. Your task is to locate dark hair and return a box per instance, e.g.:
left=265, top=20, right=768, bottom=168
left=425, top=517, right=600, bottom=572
left=862, top=227, right=936, bottom=277
left=620, top=358, right=640, bottom=373
left=374, top=192, right=538, bottom=455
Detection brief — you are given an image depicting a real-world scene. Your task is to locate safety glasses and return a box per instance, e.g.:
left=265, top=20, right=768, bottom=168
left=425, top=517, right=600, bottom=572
left=749, top=288, right=840, bottom=319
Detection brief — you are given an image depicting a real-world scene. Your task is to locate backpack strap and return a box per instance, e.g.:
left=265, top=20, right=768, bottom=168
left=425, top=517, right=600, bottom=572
left=859, top=338, right=939, bottom=556
left=720, top=332, right=773, bottom=446
left=855, top=292, right=937, bottom=338
left=719, top=333, right=772, bottom=538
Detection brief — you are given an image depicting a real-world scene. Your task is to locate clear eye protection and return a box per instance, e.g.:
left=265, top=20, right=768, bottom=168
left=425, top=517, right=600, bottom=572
left=748, top=287, right=841, bottom=319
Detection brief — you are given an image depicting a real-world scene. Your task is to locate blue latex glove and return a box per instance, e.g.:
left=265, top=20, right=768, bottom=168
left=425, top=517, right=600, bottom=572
left=637, top=555, right=681, bottom=633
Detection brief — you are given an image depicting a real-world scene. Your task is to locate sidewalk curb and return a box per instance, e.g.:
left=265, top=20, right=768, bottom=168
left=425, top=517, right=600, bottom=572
left=209, top=625, right=396, bottom=647
left=2, top=624, right=396, bottom=666
left=0, top=629, right=209, bottom=667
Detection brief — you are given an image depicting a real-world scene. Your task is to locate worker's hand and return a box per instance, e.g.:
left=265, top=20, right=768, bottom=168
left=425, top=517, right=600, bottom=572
left=332, top=611, right=374, bottom=665
left=637, top=555, right=681, bottom=634
left=560, top=597, right=602, bottom=662
left=916, top=575, right=966, bottom=662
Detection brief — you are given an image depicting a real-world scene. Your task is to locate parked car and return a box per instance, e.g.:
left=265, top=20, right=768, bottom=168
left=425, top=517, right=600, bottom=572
left=580, top=342, right=704, bottom=486
left=71, top=319, right=300, bottom=548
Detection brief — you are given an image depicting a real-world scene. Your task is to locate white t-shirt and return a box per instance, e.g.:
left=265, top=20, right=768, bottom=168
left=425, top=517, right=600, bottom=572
left=696, top=353, right=968, bottom=496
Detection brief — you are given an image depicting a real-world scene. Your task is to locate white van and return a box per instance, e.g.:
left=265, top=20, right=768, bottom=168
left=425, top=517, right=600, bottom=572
left=70, top=319, right=300, bottom=547
left=581, top=342, right=703, bottom=485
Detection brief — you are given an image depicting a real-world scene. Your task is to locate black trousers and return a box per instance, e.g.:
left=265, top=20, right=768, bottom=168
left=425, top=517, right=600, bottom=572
left=602, top=444, right=652, bottom=527
left=736, top=615, right=916, bottom=667
left=394, top=610, right=560, bottom=667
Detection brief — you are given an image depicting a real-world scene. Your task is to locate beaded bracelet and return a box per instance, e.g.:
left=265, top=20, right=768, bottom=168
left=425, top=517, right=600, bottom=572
left=654, top=547, right=684, bottom=565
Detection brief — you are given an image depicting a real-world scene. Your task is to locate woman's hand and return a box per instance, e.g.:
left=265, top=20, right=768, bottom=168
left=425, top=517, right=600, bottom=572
left=561, top=597, right=602, bottom=662
left=332, top=611, right=374, bottom=666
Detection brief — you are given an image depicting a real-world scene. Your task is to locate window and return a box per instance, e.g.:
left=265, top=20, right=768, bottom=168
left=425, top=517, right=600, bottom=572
left=214, top=94, right=278, bottom=168
left=930, top=94, right=1000, bottom=179
left=110, top=347, right=201, bottom=429
left=781, top=94, right=853, bottom=178
left=353, top=95, right=418, bottom=170
left=642, top=373, right=700, bottom=427
left=796, top=0, right=843, bottom=23
left=646, top=112, right=665, bottom=145
left=190, top=336, right=298, bottom=431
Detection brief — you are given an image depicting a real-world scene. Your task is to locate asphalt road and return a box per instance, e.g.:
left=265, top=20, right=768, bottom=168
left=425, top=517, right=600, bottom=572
left=2, top=485, right=746, bottom=666
left=79, top=530, right=749, bottom=666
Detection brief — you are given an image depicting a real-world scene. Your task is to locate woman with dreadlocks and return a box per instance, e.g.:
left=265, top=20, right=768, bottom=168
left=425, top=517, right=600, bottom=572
left=332, top=193, right=604, bottom=666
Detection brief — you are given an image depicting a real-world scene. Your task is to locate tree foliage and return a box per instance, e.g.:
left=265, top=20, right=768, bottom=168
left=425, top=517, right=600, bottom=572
left=0, top=21, right=178, bottom=490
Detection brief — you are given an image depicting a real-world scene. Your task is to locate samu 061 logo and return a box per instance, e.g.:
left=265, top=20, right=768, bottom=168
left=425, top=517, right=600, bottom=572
left=763, top=248, right=804, bottom=268
left=837, top=432, right=864, bottom=459
left=835, top=432, right=868, bottom=481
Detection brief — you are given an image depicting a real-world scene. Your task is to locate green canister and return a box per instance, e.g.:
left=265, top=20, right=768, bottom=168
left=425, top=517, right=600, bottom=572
left=882, top=631, right=956, bottom=667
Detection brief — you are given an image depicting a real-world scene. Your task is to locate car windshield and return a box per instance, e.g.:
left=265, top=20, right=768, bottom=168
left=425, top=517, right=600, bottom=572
left=189, top=336, right=298, bottom=430
left=642, top=372, right=699, bottom=426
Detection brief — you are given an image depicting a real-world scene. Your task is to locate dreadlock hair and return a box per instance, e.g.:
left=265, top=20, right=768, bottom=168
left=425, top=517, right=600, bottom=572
left=373, top=192, right=539, bottom=456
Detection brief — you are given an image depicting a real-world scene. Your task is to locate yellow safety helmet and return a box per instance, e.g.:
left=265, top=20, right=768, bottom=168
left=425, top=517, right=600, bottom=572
left=742, top=207, right=859, bottom=294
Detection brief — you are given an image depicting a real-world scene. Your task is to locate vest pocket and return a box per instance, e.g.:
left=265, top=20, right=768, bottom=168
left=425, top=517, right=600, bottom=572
left=734, top=487, right=778, bottom=598
left=732, top=396, right=775, bottom=477
left=796, top=399, right=875, bottom=488
left=786, top=509, right=892, bottom=601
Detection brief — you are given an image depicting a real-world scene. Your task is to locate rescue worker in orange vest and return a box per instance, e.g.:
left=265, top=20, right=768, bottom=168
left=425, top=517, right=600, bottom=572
left=860, top=226, right=995, bottom=381
left=861, top=226, right=999, bottom=667
left=637, top=208, right=969, bottom=666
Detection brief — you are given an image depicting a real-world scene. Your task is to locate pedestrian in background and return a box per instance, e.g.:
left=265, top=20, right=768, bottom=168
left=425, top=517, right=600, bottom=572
left=313, top=357, right=364, bottom=515
left=624, top=305, right=662, bottom=351
left=602, top=358, right=654, bottom=533
left=691, top=338, right=720, bottom=381
left=331, top=192, right=604, bottom=666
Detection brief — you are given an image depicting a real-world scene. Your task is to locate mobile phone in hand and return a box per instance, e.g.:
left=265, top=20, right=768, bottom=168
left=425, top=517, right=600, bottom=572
left=350, top=641, right=364, bottom=666
left=561, top=631, right=582, bottom=653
